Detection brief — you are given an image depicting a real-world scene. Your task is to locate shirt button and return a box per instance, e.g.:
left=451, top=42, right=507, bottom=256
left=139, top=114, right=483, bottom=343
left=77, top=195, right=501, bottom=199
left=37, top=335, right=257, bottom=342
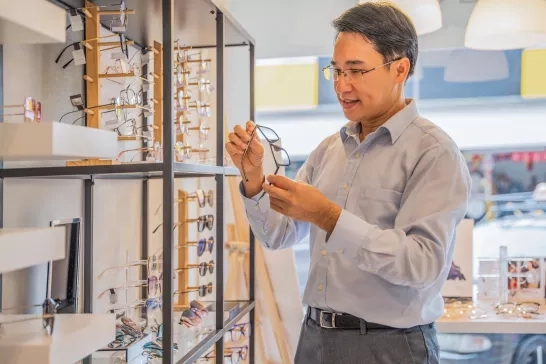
left=337, top=248, right=344, bottom=253
left=354, top=153, right=360, bottom=159
left=342, top=184, right=348, bottom=190
left=254, top=204, right=259, bottom=209
left=318, top=284, right=324, bottom=291
left=321, top=249, right=327, bottom=256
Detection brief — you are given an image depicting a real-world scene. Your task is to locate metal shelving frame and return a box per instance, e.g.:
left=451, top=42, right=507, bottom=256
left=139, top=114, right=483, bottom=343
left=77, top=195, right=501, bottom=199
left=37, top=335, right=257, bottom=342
left=0, top=0, right=256, bottom=363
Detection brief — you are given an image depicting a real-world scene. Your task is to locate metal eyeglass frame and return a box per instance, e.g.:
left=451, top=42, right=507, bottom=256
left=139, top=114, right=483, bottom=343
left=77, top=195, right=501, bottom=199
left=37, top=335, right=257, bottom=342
left=241, top=124, right=291, bottom=182
left=321, top=57, right=402, bottom=83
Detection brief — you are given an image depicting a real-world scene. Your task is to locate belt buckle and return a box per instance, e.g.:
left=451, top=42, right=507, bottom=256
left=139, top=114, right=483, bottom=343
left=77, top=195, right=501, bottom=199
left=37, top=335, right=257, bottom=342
left=319, top=311, right=336, bottom=329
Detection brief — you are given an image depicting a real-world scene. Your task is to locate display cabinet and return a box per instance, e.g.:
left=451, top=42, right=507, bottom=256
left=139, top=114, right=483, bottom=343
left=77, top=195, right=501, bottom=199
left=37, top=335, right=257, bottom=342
left=0, top=0, right=255, bottom=363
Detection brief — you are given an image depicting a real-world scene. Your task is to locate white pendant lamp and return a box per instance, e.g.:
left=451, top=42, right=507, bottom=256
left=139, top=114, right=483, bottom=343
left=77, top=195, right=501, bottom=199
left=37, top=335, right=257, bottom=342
left=360, top=0, right=443, bottom=36
left=464, top=0, right=546, bottom=50
left=444, top=50, right=509, bottom=83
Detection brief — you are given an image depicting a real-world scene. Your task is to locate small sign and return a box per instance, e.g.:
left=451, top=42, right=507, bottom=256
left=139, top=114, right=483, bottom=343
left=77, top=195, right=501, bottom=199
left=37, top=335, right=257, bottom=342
left=72, top=43, right=86, bottom=65
left=68, top=9, right=84, bottom=32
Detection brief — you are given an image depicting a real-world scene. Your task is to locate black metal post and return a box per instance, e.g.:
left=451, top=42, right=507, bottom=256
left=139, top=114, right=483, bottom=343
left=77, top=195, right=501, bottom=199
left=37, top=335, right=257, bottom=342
left=83, top=178, right=94, bottom=314
left=0, top=44, right=3, bottom=312
left=248, top=42, right=256, bottom=364
left=215, top=9, right=225, bottom=364
left=141, top=178, right=149, bottom=302
left=82, top=177, right=94, bottom=364
left=162, top=0, right=175, bottom=362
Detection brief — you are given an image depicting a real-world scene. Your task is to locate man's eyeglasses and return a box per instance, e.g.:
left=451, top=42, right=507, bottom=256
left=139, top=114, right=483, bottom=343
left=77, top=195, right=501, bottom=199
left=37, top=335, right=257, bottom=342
left=322, top=58, right=401, bottom=83
left=241, top=125, right=290, bottom=182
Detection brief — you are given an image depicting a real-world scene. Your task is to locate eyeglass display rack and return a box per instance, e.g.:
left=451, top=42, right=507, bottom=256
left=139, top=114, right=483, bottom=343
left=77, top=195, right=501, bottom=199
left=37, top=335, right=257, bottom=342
left=0, top=0, right=256, bottom=364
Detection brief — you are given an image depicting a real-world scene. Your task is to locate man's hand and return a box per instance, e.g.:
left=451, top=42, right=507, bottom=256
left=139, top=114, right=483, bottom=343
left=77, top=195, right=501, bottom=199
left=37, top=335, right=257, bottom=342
left=225, top=120, right=265, bottom=198
left=263, top=175, right=342, bottom=234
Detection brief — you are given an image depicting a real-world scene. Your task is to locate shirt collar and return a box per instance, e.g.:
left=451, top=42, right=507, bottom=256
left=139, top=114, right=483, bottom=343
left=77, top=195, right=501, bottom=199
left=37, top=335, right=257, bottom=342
left=339, top=99, right=419, bottom=144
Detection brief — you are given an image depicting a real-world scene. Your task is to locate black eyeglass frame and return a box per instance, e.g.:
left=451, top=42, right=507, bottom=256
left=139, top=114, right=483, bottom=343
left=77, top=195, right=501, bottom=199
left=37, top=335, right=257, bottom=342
left=241, top=124, right=291, bottom=182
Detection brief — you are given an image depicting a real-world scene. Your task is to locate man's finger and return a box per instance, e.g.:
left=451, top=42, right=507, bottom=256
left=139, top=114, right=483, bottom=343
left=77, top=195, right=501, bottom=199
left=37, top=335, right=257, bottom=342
left=266, top=175, right=296, bottom=191
left=270, top=196, right=287, bottom=209
left=228, top=132, right=247, bottom=149
left=234, top=124, right=252, bottom=142
left=263, top=182, right=292, bottom=201
left=225, top=142, right=243, bottom=156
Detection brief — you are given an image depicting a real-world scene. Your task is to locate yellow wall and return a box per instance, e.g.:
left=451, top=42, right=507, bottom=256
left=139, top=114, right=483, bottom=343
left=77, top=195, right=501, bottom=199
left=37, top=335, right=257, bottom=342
left=255, top=61, right=319, bottom=110
left=521, top=49, right=546, bottom=98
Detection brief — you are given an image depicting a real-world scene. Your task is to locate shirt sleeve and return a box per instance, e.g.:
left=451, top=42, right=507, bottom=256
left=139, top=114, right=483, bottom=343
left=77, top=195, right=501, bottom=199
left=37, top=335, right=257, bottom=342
left=240, top=153, right=315, bottom=250
left=326, top=144, right=471, bottom=289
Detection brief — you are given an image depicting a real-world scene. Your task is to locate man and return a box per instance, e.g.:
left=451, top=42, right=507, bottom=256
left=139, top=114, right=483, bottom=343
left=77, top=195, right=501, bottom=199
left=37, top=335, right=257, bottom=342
left=225, top=2, right=471, bottom=363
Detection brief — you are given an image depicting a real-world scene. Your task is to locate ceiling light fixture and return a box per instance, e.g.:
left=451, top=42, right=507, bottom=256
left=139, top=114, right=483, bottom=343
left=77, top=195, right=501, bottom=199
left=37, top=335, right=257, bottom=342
left=464, top=0, right=546, bottom=50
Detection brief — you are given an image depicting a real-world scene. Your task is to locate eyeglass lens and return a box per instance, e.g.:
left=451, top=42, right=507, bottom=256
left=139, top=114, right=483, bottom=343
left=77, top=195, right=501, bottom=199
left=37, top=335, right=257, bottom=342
left=197, top=237, right=214, bottom=256
left=197, top=215, right=214, bottom=232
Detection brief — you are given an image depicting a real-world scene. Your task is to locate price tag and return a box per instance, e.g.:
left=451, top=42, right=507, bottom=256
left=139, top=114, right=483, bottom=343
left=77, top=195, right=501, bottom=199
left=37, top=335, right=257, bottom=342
left=141, top=52, right=150, bottom=66
left=72, top=43, right=86, bottom=65
left=68, top=9, right=84, bottom=32
left=142, top=82, right=150, bottom=92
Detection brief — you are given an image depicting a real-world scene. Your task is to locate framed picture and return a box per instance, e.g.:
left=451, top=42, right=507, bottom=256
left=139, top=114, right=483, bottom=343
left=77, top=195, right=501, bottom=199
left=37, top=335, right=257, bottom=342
left=442, top=219, right=474, bottom=299
left=507, top=258, right=544, bottom=300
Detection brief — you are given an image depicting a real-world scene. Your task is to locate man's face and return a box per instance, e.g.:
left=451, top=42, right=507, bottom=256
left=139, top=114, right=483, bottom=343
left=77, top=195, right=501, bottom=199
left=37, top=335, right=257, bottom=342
left=331, top=32, right=400, bottom=122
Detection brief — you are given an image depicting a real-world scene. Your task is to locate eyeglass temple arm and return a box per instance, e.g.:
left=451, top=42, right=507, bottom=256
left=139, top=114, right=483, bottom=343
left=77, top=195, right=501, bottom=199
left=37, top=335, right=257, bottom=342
left=97, top=261, right=147, bottom=279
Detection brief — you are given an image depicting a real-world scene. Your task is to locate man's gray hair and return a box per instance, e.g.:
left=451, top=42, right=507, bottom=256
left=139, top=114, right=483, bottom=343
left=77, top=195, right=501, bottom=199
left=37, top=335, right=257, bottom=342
left=332, top=2, right=418, bottom=78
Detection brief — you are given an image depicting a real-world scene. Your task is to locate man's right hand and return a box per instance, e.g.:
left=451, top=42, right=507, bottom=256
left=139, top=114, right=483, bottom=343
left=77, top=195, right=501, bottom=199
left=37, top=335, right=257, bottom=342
left=225, top=120, right=265, bottom=198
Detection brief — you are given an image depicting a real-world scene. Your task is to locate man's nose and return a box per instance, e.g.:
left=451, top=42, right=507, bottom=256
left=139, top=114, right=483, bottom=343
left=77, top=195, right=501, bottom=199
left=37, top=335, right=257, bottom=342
left=334, top=75, right=352, bottom=94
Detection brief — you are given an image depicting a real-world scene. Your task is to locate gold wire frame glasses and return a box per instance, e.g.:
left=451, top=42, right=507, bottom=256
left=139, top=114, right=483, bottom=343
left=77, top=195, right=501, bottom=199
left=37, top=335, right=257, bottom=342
left=322, top=58, right=401, bottom=83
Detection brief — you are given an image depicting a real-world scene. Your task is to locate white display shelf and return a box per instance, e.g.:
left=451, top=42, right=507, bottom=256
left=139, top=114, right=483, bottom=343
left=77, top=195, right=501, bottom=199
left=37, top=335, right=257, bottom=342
left=0, top=313, right=116, bottom=364
left=0, top=0, right=66, bottom=44
left=437, top=316, right=546, bottom=334
left=0, top=122, right=118, bottom=161
left=0, top=227, right=66, bottom=273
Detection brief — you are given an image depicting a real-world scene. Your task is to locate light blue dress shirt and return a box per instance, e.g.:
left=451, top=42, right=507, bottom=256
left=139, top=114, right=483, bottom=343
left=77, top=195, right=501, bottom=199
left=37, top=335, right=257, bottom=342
left=241, top=99, right=471, bottom=328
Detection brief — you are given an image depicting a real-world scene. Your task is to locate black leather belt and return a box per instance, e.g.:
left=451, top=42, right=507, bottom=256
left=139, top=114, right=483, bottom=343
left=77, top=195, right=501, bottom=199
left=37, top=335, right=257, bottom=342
left=308, top=307, right=396, bottom=330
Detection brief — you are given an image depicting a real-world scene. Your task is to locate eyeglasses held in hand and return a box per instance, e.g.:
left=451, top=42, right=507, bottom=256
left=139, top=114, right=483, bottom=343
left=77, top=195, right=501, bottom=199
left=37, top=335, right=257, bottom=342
left=241, top=125, right=290, bottom=182
left=175, top=236, right=215, bottom=257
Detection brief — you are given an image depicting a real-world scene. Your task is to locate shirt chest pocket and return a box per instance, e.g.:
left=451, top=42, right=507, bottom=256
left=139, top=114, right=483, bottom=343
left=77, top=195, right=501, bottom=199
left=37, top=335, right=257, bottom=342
left=356, top=187, right=402, bottom=229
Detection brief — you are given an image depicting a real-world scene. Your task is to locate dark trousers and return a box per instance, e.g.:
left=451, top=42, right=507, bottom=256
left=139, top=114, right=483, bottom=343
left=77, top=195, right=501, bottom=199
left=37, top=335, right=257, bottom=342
left=294, top=311, right=440, bottom=364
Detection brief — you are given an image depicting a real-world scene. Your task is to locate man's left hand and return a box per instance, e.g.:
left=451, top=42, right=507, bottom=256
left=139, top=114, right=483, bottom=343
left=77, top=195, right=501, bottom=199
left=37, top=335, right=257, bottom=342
left=263, top=175, right=342, bottom=234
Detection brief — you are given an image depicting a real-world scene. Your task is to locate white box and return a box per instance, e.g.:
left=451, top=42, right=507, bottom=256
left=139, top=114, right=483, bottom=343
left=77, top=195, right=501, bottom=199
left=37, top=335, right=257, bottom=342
left=0, top=122, right=118, bottom=161
left=442, top=219, right=474, bottom=298
left=0, top=227, right=66, bottom=273
left=0, top=0, right=66, bottom=44
left=0, top=314, right=116, bottom=364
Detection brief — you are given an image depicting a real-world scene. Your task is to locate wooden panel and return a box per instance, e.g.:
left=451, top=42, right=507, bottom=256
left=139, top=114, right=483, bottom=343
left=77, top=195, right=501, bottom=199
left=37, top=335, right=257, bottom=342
left=176, top=189, right=189, bottom=308
left=153, top=41, right=164, bottom=144
left=84, top=0, right=100, bottom=128
left=521, top=49, right=546, bottom=98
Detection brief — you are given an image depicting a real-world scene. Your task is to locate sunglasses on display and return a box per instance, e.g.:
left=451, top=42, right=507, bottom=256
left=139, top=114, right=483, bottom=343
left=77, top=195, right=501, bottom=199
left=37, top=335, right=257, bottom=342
left=174, top=260, right=214, bottom=277
left=175, top=237, right=215, bottom=257
left=226, top=322, right=251, bottom=342
left=201, top=345, right=249, bottom=364
left=0, top=97, right=42, bottom=123
left=179, top=300, right=209, bottom=328
left=241, top=124, right=290, bottom=183
left=174, top=282, right=213, bottom=298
